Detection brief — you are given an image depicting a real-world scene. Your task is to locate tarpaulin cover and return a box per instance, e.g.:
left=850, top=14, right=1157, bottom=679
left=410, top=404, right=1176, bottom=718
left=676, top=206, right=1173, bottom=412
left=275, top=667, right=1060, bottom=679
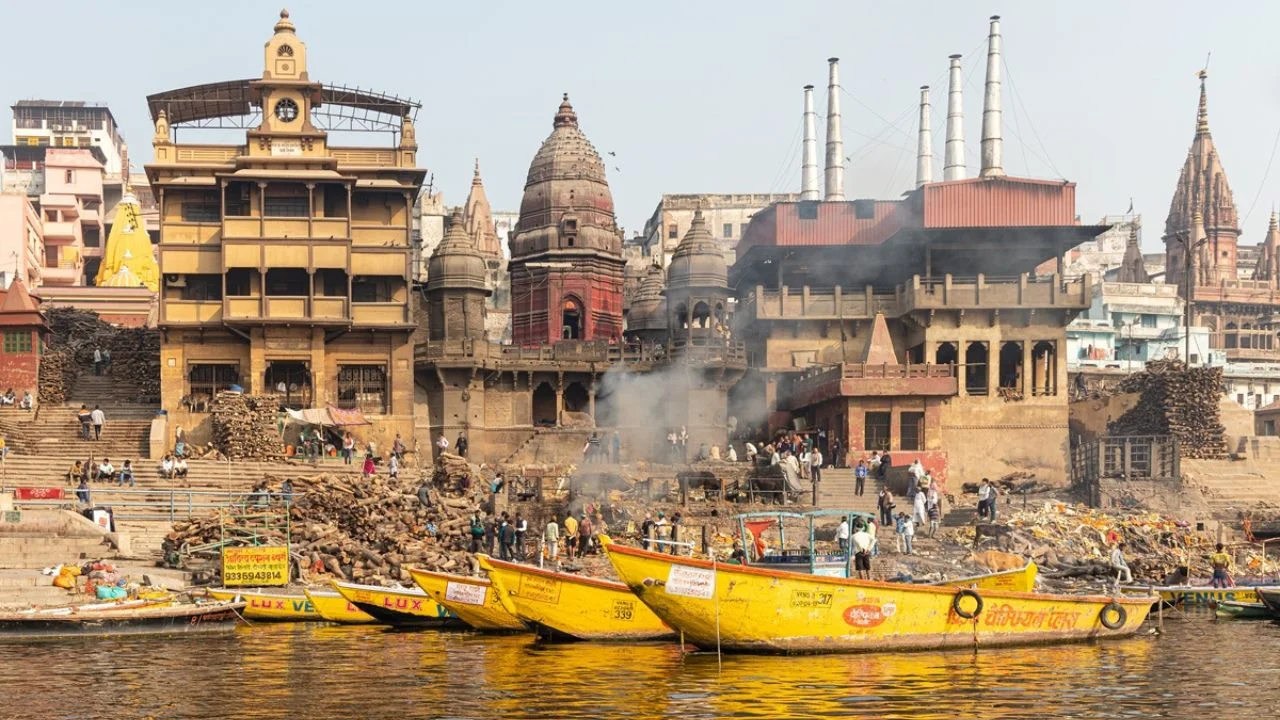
left=284, top=406, right=370, bottom=426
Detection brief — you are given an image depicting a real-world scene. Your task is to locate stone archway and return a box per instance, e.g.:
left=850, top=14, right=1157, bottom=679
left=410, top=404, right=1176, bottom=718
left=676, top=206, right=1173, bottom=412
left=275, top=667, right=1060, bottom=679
left=532, top=382, right=557, bottom=426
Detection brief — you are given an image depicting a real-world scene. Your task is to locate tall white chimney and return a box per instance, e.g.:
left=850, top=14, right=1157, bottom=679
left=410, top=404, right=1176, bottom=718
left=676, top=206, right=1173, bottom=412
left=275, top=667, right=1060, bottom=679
left=916, top=85, right=933, bottom=188
left=824, top=57, right=845, bottom=201
left=980, top=15, right=1005, bottom=177
left=944, top=54, right=966, bottom=181
left=801, top=84, right=820, bottom=200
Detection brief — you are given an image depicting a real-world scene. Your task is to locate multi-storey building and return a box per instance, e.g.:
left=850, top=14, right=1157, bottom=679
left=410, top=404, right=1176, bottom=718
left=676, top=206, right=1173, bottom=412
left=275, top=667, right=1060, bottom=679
left=146, top=10, right=424, bottom=448
left=641, top=193, right=799, bottom=267
left=38, top=149, right=104, bottom=287
left=0, top=193, right=43, bottom=288
left=11, top=101, right=126, bottom=175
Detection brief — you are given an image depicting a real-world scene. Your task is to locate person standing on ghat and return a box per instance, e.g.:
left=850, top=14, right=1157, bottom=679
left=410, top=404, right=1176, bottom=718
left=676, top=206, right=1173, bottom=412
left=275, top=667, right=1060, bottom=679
left=90, top=405, right=106, bottom=441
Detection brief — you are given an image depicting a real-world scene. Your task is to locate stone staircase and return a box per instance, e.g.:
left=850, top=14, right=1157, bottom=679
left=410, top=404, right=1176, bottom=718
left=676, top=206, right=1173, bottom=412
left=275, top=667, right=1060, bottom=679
left=815, top=469, right=882, bottom=514
left=504, top=428, right=594, bottom=465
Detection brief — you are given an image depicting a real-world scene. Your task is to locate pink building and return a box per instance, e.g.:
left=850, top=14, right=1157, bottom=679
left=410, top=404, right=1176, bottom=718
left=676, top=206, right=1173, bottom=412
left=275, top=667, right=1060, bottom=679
left=38, top=148, right=103, bottom=286
left=0, top=193, right=43, bottom=288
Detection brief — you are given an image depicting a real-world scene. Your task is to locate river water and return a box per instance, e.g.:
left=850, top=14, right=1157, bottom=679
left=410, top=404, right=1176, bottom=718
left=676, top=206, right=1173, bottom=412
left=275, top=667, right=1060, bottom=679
left=2, top=611, right=1277, bottom=719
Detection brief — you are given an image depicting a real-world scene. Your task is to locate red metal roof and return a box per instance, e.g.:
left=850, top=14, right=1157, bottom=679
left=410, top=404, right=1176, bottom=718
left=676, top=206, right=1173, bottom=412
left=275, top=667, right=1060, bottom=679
left=736, top=176, right=1078, bottom=254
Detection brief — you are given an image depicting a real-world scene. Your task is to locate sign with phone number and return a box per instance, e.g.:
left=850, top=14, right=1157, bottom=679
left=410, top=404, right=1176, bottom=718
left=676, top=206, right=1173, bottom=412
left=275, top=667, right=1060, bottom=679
left=222, top=546, right=290, bottom=586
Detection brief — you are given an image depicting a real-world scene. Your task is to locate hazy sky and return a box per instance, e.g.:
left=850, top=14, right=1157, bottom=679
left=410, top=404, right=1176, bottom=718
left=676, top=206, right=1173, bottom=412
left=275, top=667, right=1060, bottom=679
left=5, top=0, right=1280, bottom=251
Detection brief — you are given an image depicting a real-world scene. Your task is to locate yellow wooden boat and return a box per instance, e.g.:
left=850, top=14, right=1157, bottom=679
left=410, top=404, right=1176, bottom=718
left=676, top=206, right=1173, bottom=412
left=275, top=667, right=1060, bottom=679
left=934, top=563, right=1038, bottom=593
left=407, top=567, right=525, bottom=632
left=479, top=555, right=673, bottom=641
left=1122, top=585, right=1260, bottom=606
left=331, top=580, right=463, bottom=627
left=207, top=588, right=322, bottom=622
left=303, top=589, right=376, bottom=624
left=601, top=537, right=1155, bottom=654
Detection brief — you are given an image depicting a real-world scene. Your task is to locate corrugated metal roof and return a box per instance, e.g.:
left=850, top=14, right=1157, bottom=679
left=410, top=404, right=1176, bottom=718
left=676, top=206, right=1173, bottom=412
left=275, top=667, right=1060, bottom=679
left=921, top=177, right=1075, bottom=228
left=737, top=200, right=910, bottom=254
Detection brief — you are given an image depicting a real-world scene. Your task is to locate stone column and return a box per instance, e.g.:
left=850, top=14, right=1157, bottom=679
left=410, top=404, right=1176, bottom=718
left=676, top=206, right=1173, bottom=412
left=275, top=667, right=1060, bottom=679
left=588, top=375, right=597, bottom=426
left=1022, top=339, right=1032, bottom=396
left=555, top=372, right=565, bottom=427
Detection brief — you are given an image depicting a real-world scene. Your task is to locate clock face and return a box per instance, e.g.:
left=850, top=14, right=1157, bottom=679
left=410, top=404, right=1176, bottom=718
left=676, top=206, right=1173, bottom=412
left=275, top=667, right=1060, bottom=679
left=274, top=98, right=299, bottom=122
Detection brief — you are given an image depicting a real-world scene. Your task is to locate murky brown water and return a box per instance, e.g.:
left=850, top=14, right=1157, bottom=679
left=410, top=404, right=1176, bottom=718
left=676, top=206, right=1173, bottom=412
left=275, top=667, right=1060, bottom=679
left=1, top=611, right=1276, bottom=719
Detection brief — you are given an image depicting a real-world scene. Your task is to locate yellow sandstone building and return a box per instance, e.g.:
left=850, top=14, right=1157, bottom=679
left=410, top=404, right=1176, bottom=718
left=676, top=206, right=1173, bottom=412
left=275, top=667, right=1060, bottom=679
left=146, top=10, right=424, bottom=448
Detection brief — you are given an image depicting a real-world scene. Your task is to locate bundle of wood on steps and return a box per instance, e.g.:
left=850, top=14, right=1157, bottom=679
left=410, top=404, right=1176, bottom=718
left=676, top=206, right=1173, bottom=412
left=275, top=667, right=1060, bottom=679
left=40, top=307, right=161, bottom=402
left=37, top=348, right=74, bottom=405
left=209, top=392, right=283, bottom=460
left=169, top=471, right=485, bottom=585
left=1108, top=359, right=1227, bottom=459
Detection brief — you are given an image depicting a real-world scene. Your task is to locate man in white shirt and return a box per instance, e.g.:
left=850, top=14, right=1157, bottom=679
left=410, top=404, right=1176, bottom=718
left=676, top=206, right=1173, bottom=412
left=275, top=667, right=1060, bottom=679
left=436, top=432, right=449, bottom=458
left=908, top=459, right=925, bottom=483
left=835, top=517, right=850, bottom=552
left=810, top=449, right=824, bottom=484
left=851, top=523, right=875, bottom=579
left=545, top=518, right=560, bottom=561
left=977, top=478, right=994, bottom=520
left=90, top=405, right=106, bottom=441
left=1110, top=543, right=1133, bottom=583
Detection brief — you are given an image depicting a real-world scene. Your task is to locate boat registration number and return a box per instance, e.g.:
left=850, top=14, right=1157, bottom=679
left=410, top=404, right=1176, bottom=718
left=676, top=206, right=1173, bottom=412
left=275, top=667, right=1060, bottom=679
left=790, top=590, right=834, bottom=608
left=665, top=566, right=715, bottom=599
left=612, top=600, right=635, bottom=621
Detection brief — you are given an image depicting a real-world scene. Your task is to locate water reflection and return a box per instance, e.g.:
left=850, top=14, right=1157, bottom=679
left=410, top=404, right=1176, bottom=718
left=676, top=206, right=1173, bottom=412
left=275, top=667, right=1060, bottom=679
left=0, top=612, right=1277, bottom=719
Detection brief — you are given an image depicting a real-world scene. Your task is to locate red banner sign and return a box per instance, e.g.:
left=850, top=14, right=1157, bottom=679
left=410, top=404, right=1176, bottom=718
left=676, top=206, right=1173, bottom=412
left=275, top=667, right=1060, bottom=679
left=12, top=487, right=65, bottom=501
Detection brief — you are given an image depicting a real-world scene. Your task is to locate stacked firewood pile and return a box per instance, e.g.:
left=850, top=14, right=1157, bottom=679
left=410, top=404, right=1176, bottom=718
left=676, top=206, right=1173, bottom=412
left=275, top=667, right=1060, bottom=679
left=37, top=348, right=75, bottom=404
left=209, top=392, right=283, bottom=460
left=1108, top=360, right=1227, bottom=459
left=40, top=308, right=161, bottom=402
left=171, top=470, right=485, bottom=585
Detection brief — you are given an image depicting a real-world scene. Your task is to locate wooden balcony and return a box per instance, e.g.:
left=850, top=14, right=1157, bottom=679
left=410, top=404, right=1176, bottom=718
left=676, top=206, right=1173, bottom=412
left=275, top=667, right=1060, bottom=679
left=351, top=302, right=410, bottom=326
left=222, top=216, right=353, bottom=241
left=902, top=274, right=1090, bottom=312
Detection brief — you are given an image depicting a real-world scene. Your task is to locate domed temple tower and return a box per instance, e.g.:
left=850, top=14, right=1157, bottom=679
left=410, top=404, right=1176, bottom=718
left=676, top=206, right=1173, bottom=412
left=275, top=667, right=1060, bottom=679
left=509, top=95, right=625, bottom=345
left=624, top=262, right=668, bottom=345
left=665, top=208, right=732, bottom=342
left=426, top=208, right=490, bottom=342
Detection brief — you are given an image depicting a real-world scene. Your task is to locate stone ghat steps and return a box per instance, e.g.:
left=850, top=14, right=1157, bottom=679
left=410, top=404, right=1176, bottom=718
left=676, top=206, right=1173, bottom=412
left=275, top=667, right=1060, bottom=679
left=0, top=536, right=117, bottom=570
left=66, top=373, right=156, bottom=406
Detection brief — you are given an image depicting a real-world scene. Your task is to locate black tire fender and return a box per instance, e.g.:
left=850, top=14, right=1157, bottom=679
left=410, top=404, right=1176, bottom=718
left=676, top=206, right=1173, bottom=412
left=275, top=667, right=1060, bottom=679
left=1099, top=601, right=1127, bottom=630
left=953, top=588, right=983, bottom=619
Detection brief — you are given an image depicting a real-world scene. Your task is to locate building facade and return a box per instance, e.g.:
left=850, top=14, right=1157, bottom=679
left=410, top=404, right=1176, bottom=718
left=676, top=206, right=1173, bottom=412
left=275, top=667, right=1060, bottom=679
left=641, top=193, right=799, bottom=267
left=147, top=10, right=424, bottom=448
left=0, top=194, right=43, bottom=288
left=11, top=101, right=125, bottom=175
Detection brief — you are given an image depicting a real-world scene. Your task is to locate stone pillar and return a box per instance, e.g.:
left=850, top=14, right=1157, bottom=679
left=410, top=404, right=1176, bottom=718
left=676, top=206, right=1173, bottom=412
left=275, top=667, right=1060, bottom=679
left=555, top=372, right=565, bottom=427
left=1021, top=339, right=1032, bottom=396
left=588, top=375, right=597, bottom=426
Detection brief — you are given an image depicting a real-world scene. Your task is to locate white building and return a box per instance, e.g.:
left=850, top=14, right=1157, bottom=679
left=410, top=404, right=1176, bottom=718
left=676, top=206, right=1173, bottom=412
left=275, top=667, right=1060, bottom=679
left=641, top=193, right=798, bottom=267
left=11, top=101, right=125, bottom=175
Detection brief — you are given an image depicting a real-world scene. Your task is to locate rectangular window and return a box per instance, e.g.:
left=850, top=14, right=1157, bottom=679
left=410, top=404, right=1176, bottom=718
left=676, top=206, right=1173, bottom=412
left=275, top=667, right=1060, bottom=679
left=264, top=196, right=308, bottom=217
left=854, top=199, right=876, bottom=219
left=668, top=223, right=678, bottom=239
left=722, top=223, right=733, bottom=238
left=83, top=228, right=100, bottom=248
left=64, top=169, right=74, bottom=183
left=1266, top=420, right=1276, bottom=436
left=187, top=364, right=239, bottom=409
left=182, top=202, right=220, bottom=223
left=900, top=411, right=924, bottom=451
left=337, top=365, right=388, bottom=414
left=1141, top=314, right=1156, bottom=328
left=864, top=412, right=891, bottom=452
left=181, top=274, right=223, bottom=301
left=798, top=202, right=819, bottom=220
left=3, top=331, right=33, bottom=353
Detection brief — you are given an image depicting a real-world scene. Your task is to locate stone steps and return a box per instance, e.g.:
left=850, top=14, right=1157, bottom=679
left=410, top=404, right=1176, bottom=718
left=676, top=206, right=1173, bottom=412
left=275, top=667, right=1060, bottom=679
left=0, top=536, right=117, bottom=570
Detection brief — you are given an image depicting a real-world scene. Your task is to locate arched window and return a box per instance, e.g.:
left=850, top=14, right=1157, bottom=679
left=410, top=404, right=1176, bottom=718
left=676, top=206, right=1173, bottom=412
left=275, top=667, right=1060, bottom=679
left=692, top=301, right=711, bottom=328
left=562, top=296, right=582, bottom=340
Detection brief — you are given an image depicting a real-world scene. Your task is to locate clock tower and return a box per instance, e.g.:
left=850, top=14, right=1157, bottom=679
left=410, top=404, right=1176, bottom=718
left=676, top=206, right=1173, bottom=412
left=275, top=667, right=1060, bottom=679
left=248, top=9, right=326, bottom=157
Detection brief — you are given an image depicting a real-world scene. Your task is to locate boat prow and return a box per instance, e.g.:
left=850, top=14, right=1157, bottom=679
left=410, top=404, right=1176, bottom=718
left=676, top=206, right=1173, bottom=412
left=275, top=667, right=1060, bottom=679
left=933, top=562, right=1038, bottom=593
left=478, top=554, right=673, bottom=642
left=407, top=567, right=525, bottom=632
left=331, top=580, right=463, bottom=627
left=303, top=589, right=376, bottom=624
left=601, top=536, right=1154, bottom=654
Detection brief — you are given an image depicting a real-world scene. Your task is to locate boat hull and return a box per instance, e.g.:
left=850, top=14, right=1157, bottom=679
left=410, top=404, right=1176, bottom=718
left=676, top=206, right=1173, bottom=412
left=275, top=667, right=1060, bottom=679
left=1123, top=586, right=1260, bottom=606
left=303, top=590, right=376, bottom=624
left=479, top=555, right=673, bottom=641
left=1258, top=587, right=1280, bottom=615
left=1213, top=600, right=1273, bottom=619
left=331, top=581, right=464, bottom=627
left=935, top=563, right=1038, bottom=593
left=408, top=567, right=525, bottom=632
left=602, top=539, right=1154, bottom=654
left=207, top=588, right=322, bottom=622
left=0, top=602, right=244, bottom=639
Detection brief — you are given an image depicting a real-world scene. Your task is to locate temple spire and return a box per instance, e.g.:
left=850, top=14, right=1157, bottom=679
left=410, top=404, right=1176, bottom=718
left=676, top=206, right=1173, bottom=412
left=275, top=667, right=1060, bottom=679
left=1196, top=70, right=1210, bottom=136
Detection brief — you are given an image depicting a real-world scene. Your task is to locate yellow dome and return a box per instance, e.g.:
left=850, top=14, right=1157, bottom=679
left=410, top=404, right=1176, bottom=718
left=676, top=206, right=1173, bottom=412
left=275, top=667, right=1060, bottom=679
left=96, top=194, right=159, bottom=292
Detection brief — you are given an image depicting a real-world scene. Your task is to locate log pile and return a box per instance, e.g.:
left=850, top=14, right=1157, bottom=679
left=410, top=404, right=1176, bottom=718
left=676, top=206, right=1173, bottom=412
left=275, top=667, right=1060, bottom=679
left=171, top=470, right=486, bottom=585
left=40, top=308, right=161, bottom=402
left=209, top=392, right=283, bottom=460
left=1108, top=359, right=1227, bottom=459
left=37, top=348, right=75, bottom=405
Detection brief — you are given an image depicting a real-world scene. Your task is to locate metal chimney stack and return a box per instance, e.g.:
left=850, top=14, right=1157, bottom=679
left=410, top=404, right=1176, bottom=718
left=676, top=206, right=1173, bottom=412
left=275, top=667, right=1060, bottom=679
left=824, top=57, right=845, bottom=201
left=916, top=86, right=933, bottom=188
left=943, top=54, right=966, bottom=181
left=801, top=85, right=820, bottom=200
left=980, top=15, right=1005, bottom=177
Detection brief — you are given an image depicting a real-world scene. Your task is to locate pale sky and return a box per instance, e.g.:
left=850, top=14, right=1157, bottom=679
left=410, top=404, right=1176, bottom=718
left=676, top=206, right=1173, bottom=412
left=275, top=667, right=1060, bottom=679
left=5, top=0, right=1280, bottom=251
